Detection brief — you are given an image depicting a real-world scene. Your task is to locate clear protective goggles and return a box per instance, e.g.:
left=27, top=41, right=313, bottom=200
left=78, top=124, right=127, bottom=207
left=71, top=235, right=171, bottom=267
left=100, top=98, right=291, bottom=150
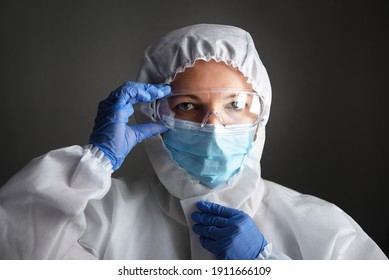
left=154, top=89, right=265, bottom=130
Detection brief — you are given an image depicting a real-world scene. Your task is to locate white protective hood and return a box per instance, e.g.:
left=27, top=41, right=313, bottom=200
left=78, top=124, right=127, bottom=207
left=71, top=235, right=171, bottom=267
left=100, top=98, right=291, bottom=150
left=134, top=24, right=272, bottom=259
left=0, top=24, right=385, bottom=260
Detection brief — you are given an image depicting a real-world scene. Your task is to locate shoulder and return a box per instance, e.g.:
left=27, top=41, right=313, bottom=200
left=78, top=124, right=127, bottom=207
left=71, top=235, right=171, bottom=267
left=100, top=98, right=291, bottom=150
left=260, top=180, right=386, bottom=259
left=262, top=179, right=349, bottom=230
left=262, top=179, right=339, bottom=211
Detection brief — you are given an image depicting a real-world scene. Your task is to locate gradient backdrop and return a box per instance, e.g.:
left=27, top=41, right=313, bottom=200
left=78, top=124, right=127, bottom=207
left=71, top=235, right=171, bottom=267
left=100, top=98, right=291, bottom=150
left=0, top=0, right=388, bottom=257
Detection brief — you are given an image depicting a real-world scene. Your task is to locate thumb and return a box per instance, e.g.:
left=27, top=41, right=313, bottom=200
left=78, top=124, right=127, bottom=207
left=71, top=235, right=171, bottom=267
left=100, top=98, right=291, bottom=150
left=129, top=122, right=168, bottom=143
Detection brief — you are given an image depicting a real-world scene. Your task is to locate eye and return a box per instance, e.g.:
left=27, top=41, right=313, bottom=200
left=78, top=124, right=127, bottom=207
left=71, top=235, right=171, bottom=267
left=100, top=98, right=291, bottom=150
left=227, top=101, right=245, bottom=110
left=176, top=103, right=196, bottom=111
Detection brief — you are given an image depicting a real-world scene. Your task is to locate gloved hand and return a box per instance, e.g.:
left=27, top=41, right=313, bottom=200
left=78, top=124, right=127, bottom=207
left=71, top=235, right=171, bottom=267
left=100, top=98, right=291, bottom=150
left=89, top=81, right=170, bottom=170
left=191, top=201, right=267, bottom=260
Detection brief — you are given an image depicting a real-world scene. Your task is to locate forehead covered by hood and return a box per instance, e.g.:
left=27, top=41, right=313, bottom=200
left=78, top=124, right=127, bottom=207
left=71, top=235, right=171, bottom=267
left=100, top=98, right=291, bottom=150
left=136, top=24, right=272, bottom=124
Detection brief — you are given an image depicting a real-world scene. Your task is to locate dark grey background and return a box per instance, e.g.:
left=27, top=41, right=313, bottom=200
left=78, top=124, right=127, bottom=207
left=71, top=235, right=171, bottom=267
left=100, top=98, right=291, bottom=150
left=0, top=0, right=388, bottom=257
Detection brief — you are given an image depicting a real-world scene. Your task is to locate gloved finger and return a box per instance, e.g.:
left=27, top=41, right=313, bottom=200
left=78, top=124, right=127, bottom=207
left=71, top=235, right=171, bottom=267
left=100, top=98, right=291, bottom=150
left=122, top=82, right=171, bottom=104
left=198, top=237, right=226, bottom=259
left=196, top=201, right=240, bottom=218
left=199, top=236, right=215, bottom=253
left=94, top=100, right=134, bottom=124
left=124, top=81, right=170, bottom=94
left=192, top=224, right=226, bottom=240
left=142, top=82, right=171, bottom=98
left=128, top=122, right=168, bottom=143
left=191, top=212, right=228, bottom=227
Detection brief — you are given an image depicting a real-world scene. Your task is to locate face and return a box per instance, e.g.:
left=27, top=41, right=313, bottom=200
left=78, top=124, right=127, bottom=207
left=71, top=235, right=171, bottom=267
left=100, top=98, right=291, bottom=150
left=168, top=60, right=256, bottom=126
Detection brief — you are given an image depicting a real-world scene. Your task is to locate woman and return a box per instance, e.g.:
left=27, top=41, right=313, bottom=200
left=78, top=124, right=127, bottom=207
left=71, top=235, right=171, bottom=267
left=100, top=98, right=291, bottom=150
left=0, top=24, right=386, bottom=260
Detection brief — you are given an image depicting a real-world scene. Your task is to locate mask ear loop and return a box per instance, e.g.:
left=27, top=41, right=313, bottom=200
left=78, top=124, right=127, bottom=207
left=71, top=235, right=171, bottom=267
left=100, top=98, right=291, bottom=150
left=201, top=111, right=226, bottom=127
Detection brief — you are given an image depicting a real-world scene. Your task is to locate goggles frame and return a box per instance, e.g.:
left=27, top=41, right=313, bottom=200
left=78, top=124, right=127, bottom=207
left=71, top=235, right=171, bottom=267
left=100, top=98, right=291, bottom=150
left=153, top=89, right=266, bottom=130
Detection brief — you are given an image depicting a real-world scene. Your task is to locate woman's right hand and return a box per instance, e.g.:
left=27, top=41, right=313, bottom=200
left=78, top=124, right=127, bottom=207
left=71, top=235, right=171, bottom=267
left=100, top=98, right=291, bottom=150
left=89, top=81, right=171, bottom=171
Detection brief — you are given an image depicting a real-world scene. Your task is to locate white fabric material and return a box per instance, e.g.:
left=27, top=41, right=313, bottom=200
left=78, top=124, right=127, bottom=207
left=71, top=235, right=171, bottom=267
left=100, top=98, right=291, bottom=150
left=0, top=145, right=386, bottom=259
left=133, top=24, right=386, bottom=259
left=0, top=24, right=387, bottom=259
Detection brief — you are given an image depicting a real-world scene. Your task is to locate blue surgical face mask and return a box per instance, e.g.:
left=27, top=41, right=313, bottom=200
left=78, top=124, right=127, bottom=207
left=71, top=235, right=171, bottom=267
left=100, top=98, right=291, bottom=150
left=162, top=122, right=257, bottom=188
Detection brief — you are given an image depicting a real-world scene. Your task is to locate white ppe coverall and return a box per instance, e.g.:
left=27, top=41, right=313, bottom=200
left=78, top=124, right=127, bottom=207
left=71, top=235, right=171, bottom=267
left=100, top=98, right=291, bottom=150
left=0, top=24, right=387, bottom=260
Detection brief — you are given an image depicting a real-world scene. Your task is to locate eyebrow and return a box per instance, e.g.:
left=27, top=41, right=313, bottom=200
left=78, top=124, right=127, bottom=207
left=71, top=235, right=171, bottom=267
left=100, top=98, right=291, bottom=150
left=169, top=94, right=202, bottom=101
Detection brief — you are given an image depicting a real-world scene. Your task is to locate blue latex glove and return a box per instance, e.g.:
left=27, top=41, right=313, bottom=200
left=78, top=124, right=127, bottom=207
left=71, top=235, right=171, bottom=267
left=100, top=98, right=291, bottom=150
left=89, top=81, right=170, bottom=170
left=191, top=201, right=267, bottom=260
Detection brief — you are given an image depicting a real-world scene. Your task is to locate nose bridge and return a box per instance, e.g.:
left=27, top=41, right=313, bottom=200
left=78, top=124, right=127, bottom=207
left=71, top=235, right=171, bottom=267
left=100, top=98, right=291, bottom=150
left=201, top=111, right=225, bottom=127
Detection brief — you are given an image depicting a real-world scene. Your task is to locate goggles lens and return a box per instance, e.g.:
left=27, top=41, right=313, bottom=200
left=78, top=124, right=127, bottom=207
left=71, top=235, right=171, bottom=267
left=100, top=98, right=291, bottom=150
left=155, top=90, right=265, bottom=130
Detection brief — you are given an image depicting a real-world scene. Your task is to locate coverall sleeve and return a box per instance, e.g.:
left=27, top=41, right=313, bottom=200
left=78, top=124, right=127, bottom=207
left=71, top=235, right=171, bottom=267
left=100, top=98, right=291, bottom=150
left=257, top=243, right=291, bottom=260
left=0, top=145, right=112, bottom=259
